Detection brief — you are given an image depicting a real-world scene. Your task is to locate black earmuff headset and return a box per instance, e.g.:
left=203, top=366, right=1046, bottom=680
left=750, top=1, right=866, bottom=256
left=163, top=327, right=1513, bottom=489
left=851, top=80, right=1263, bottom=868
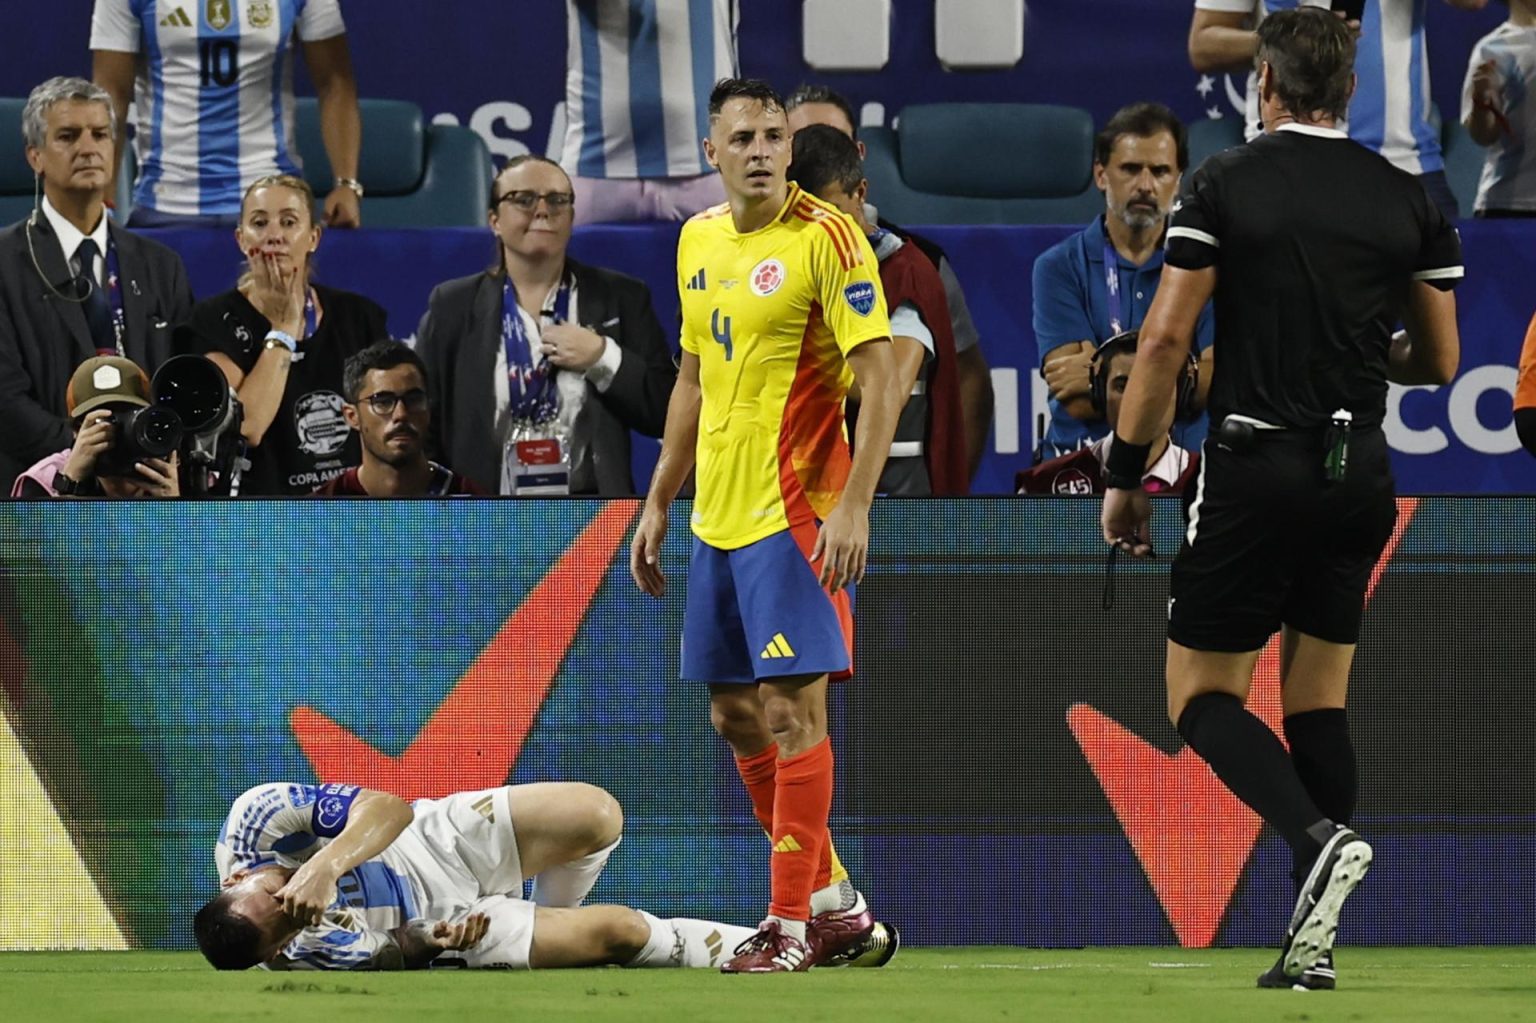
left=1088, top=328, right=1200, bottom=423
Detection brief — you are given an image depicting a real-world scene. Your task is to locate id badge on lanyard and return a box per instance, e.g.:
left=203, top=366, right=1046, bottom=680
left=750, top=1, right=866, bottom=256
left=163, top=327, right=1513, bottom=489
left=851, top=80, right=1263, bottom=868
left=1103, top=240, right=1131, bottom=337
left=502, top=276, right=573, bottom=495
left=504, top=428, right=573, bottom=496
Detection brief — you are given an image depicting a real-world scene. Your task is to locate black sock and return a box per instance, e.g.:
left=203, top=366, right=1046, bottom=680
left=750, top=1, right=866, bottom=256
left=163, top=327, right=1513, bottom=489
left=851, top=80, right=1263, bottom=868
left=1284, top=708, right=1357, bottom=892
left=1176, top=692, right=1331, bottom=859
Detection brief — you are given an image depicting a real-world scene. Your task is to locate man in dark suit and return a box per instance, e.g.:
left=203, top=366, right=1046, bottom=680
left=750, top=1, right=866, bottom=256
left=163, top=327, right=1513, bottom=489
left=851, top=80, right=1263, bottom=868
left=416, top=155, right=675, bottom=496
left=0, top=76, right=194, bottom=491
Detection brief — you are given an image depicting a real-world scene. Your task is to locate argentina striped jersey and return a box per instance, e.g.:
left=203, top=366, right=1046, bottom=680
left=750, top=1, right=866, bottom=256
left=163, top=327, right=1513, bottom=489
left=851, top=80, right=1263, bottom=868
left=562, top=0, right=739, bottom=179
left=215, top=782, right=422, bottom=969
left=90, top=0, right=346, bottom=216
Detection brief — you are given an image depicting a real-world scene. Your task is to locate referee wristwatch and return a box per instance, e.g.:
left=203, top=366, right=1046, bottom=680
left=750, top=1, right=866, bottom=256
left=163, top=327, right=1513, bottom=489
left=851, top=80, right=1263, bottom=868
left=335, top=177, right=365, bottom=198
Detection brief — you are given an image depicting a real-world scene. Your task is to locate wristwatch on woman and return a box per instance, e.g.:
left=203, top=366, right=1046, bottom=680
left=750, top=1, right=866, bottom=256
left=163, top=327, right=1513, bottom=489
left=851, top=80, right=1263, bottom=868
left=264, top=330, right=298, bottom=354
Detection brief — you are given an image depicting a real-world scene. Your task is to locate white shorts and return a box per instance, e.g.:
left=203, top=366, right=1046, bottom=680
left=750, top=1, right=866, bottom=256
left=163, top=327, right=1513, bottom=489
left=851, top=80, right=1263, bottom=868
left=391, top=786, right=526, bottom=906
left=439, top=894, right=540, bottom=970
left=391, top=786, right=545, bottom=969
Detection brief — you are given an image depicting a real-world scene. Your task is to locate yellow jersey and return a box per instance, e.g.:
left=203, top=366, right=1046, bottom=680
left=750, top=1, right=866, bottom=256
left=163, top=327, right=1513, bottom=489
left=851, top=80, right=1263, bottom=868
left=678, top=184, right=892, bottom=549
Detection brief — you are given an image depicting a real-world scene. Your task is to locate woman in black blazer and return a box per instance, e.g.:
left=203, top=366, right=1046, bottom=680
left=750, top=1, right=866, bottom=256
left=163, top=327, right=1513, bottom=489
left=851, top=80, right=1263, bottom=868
left=416, top=155, right=676, bottom=495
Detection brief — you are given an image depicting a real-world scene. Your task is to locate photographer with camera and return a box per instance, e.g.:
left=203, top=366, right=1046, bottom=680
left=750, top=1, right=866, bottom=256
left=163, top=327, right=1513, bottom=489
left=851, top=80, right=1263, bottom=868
left=12, top=355, right=179, bottom=498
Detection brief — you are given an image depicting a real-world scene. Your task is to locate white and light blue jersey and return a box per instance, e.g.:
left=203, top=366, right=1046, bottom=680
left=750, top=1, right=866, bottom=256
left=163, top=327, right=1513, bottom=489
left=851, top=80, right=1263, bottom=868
left=214, top=783, right=424, bottom=970
left=561, top=0, right=739, bottom=180
left=1262, top=0, right=1442, bottom=174
left=90, top=0, right=346, bottom=216
left=1461, top=23, right=1536, bottom=213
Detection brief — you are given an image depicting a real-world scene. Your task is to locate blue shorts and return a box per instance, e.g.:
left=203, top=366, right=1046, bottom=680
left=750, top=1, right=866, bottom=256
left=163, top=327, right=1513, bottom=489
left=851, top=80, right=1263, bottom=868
left=681, top=522, right=855, bottom=684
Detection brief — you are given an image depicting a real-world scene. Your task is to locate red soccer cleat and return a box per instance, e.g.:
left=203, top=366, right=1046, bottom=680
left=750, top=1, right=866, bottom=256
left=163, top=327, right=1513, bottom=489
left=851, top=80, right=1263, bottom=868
left=719, top=921, right=814, bottom=974
left=808, top=891, right=874, bottom=966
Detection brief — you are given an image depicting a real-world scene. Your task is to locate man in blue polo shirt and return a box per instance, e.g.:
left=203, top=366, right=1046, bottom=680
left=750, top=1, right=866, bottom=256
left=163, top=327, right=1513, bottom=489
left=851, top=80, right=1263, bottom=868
left=1031, top=102, right=1215, bottom=461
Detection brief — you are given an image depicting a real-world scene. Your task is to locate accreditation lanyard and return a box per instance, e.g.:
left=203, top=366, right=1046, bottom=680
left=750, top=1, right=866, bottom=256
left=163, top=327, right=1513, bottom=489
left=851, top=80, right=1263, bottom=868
left=501, top=275, right=571, bottom=425
left=102, top=236, right=127, bottom=356
left=1102, top=239, right=1131, bottom=337
left=301, top=289, right=318, bottom=339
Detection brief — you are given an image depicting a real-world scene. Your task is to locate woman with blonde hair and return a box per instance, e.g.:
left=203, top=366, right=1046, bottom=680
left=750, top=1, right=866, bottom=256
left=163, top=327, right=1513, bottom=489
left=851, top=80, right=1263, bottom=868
left=185, top=174, right=387, bottom=494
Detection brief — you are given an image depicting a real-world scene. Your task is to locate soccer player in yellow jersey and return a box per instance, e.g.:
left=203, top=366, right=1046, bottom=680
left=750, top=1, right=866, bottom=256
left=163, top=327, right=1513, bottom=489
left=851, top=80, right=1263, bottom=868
left=630, top=79, right=904, bottom=974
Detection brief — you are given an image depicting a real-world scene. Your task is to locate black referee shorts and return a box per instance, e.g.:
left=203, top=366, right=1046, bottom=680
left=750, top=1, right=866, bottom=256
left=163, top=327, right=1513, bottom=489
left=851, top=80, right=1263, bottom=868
left=1168, top=427, right=1397, bottom=653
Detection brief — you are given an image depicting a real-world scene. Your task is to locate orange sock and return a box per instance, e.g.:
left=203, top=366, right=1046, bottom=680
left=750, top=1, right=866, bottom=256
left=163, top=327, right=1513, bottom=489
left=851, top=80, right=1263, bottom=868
left=768, top=738, right=834, bottom=922
left=736, top=742, right=840, bottom=892
left=734, top=744, right=778, bottom=836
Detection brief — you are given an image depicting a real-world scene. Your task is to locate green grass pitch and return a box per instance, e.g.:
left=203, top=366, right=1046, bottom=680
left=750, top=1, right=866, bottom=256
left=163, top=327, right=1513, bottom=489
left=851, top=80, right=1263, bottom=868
left=2, top=947, right=1532, bottom=1022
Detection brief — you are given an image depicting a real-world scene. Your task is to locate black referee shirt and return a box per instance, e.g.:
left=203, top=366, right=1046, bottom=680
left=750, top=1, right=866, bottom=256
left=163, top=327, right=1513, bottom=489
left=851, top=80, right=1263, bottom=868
left=1165, top=124, right=1463, bottom=431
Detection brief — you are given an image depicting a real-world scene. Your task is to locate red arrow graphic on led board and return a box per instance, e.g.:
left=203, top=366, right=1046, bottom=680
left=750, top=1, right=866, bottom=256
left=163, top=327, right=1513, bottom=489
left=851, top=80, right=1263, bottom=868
left=1068, top=497, right=1418, bottom=947
left=290, top=501, right=640, bottom=800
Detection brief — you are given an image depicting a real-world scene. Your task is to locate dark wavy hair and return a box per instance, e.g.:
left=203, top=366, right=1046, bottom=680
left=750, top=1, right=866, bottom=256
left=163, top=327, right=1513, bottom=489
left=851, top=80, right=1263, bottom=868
left=193, top=892, right=266, bottom=971
left=1094, top=102, right=1189, bottom=172
left=708, top=78, right=784, bottom=119
left=343, top=339, right=426, bottom=403
left=1256, top=7, right=1357, bottom=122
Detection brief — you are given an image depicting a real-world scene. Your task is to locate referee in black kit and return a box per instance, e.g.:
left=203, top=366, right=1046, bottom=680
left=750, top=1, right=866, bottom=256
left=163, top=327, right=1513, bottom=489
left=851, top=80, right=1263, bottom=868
left=1100, top=7, right=1462, bottom=992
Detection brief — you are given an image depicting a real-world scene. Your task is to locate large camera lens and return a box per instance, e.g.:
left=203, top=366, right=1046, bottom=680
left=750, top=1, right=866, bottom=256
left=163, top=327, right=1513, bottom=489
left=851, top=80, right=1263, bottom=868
left=98, top=406, right=184, bottom=477
left=152, top=354, right=230, bottom=435
left=128, top=406, right=183, bottom=457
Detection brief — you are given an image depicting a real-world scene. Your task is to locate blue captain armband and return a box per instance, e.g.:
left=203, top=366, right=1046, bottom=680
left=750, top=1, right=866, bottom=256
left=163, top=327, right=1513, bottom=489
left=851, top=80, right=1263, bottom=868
left=312, top=783, right=361, bottom=838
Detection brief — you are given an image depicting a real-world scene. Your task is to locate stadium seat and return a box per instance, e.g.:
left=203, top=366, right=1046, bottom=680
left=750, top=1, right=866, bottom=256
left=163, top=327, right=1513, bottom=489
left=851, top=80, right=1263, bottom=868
left=1187, top=113, right=1244, bottom=174
left=294, top=97, right=492, bottom=227
left=935, top=0, right=1026, bottom=70
left=803, top=0, right=891, bottom=71
left=859, top=102, right=1103, bottom=225
left=0, top=98, right=37, bottom=225
left=1441, top=116, right=1484, bottom=219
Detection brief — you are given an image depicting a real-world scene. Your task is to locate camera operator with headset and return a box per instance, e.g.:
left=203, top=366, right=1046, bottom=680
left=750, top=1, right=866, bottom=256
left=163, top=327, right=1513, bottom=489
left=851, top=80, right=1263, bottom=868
left=0, top=76, right=194, bottom=494
left=1016, top=329, right=1201, bottom=496
left=12, top=354, right=179, bottom=498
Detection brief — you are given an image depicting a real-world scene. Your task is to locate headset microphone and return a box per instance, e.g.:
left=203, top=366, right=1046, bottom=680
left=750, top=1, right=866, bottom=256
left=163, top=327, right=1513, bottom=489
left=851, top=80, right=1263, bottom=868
left=26, top=172, right=94, bottom=305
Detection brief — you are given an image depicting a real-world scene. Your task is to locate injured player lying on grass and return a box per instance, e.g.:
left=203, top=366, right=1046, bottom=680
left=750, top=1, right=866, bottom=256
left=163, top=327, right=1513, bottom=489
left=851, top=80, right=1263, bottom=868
left=193, top=780, right=897, bottom=972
